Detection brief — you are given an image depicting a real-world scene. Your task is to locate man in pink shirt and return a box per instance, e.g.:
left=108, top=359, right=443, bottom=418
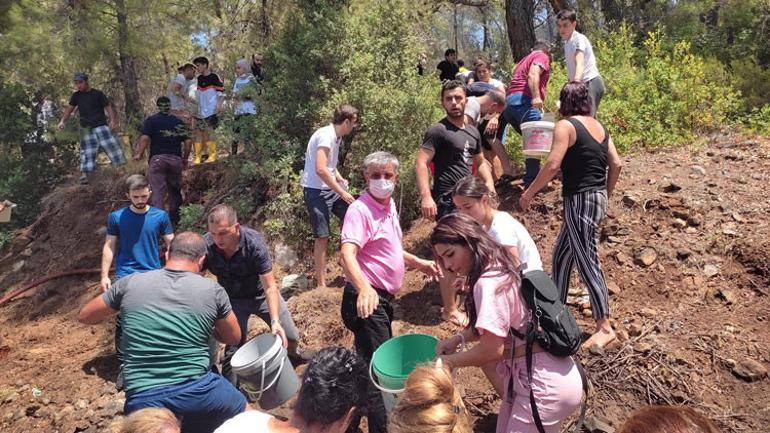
left=340, top=151, right=440, bottom=433
left=498, top=41, right=552, bottom=187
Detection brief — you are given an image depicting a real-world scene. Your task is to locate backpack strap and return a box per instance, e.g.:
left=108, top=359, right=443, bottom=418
left=570, top=360, right=590, bottom=433
left=524, top=323, right=547, bottom=433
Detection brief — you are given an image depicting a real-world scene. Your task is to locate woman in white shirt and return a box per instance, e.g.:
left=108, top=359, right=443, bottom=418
left=215, top=347, right=367, bottom=433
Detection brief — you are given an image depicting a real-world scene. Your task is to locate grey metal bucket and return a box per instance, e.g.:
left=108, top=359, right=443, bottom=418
left=230, top=334, right=299, bottom=409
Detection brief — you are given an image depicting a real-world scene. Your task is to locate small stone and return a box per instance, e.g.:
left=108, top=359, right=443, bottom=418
left=11, top=260, right=25, bottom=272
left=582, top=309, right=593, bottom=318
left=616, top=330, right=630, bottom=342
left=25, top=405, right=40, bottom=417
left=13, top=409, right=24, bottom=421
left=731, top=212, right=744, bottom=222
left=704, top=265, right=720, bottom=278
left=672, top=218, right=687, bottom=229
left=580, top=301, right=591, bottom=311
left=75, top=399, right=89, bottom=410
left=732, top=359, right=768, bottom=382
left=718, top=288, right=737, bottom=305
left=687, top=215, right=702, bottom=227
left=607, top=236, right=623, bottom=244
left=676, top=249, right=692, bottom=260
left=627, top=323, right=643, bottom=337
left=639, top=307, right=657, bottom=317
left=722, top=228, right=738, bottom=236
left=622, top=193, right=640, bottom=207
left=685, top=227, right=698, bottom=234
left=3, top=411, right=13, bottom=423
left=724, top=358, right=737, bottom=369
left=691, top=165, right=707, bottom=175
left=633, top=342, right=652, bottom=353
left=662, top=181, right=682, bottom=193
left=281, top=274, right=310, bottom=298
left=21, top=247, right=33, bottom=257
left=98, top=400, right=124, bottom=418
left=607, top=281, right=621, bottom=296
left=615, top=251, right=632, bottom=266
left=568, top=287, right=582, bottom=296
left=635, top=248, right=657, bottom=267
left=588, top=344, right=605, bottom=356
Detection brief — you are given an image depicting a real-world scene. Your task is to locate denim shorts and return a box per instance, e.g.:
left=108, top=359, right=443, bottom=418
left=303, top=187, right=349, bottom=238
left=124, top=371, right=246, bottom=433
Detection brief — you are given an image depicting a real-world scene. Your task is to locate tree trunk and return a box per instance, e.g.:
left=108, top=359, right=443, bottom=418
left=115, top=0, right=143, bottom=132
left=481, top=5, right=489, bottom=51
left=261, top=0, right=269, bottom=42
left=453, top=3, right=459, bottom=50
left=505, top=0, right=536, bottom=61
left=548, top=0, right=572, bottom=13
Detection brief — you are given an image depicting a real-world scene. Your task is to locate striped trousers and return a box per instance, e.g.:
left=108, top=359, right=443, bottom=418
left=552, top=189, right=610, bottom=319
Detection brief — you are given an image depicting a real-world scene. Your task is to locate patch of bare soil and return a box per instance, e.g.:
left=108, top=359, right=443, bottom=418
left=1, top=131, right=769, bottom=432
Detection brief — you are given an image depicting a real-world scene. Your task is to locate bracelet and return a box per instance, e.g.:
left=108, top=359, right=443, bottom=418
left=270, top=318, right=280, bottom=326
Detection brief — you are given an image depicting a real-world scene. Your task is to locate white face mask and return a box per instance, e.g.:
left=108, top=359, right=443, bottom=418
left=368, top=178, right=395, bottom=200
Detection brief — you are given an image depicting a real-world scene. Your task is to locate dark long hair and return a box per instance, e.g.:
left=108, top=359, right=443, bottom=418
left=429, top=213, right=520, bottom=333
left=559, top=81, right=592, bottom=117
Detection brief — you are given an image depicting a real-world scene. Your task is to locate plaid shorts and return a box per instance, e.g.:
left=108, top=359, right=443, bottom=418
left=80, top=125, right=126, bottom=172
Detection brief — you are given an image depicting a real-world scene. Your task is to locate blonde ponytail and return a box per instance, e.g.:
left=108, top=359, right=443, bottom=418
left=389, top=364, right=473, bottom=433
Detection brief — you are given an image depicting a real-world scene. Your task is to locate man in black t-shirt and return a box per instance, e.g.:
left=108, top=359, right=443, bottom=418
left=415, top=79, right=495, bottom=327
left=435, top=48, right=459, bottom=81
left=133, top=97, right=191, bottom=223
left=58, top=72, right=126, bottom=184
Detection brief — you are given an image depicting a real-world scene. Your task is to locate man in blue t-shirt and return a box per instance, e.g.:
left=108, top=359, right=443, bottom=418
left=101, top=174, right=175, bottom=288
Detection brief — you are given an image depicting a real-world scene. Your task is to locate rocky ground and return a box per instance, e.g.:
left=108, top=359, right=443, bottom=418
left=0, top=129, right=768, bottom=432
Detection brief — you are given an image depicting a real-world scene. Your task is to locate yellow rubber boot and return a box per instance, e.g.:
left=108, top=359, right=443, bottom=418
left=206, top=141, right=217, bottom=162
left=193, top=142, right=203, bottom=164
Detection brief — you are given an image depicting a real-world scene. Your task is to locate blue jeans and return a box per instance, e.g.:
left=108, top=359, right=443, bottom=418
left=502, top=93, right=543, bottom=186
left=125, top=371, right=246, bottom=433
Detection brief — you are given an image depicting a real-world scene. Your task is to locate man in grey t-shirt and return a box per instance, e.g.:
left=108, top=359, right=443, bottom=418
left=463, top=91, right=506, bottom=177
left=168, top=63, right=196, bottom=127
left=556, top=9, right=605, bottom=116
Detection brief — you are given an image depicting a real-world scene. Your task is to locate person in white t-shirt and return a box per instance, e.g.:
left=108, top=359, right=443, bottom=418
left=451, top=175, right=543, bottom=273
left=167, top=63, right=196, bottom=128
left=214, top=347, right=367, bottom=433
left=230, top=58, right=258, bottom=155
left=300, top=105, right=358, bottom=290
left=556, top=9, right=605, bottom=116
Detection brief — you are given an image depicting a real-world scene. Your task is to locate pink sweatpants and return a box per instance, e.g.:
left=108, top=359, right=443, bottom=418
left=496, top=352, right=583, bottom=433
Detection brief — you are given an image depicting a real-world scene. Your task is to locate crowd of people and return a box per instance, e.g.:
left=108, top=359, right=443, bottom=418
left=66, top=8, right=721, bottom=433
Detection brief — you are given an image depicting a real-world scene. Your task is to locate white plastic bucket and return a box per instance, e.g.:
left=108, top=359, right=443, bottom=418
left=0, top=201, right=16, bottom=223
left=369, top=359, right=403, bottom=414
left=231, top=334, right=299, bottom=409
left=521, top=120, right=554, bottom=158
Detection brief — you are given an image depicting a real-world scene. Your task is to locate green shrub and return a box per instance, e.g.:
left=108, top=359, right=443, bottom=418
left=742, top=105, right=770, bottom=135
left=177, top=203, right=206, bottom=234
left=594, top=27, right=740, bottom=151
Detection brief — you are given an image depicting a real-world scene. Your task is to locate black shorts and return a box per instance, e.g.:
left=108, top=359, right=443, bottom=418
left=195, top=114, right=219, bottom=131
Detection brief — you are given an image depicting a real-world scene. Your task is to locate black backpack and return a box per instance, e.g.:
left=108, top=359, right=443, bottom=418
left=509, top=270, right=588, bottom=433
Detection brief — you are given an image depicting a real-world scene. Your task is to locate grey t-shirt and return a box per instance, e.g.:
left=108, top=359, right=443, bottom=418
left=103, top=268, right=232, bottom=395
left=464, top=97, right=482, bottom=125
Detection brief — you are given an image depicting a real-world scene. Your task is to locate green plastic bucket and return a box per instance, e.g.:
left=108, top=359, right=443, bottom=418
left=371, top=333, right=438, bottom=391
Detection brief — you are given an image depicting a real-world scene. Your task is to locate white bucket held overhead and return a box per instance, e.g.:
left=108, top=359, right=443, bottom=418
left=231, top=333, right=299, bottom=410
left=521, top=121, right=555, bottom=158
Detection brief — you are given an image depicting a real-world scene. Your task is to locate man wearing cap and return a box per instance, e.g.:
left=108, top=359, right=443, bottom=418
left=133, top=96, right=191, bottom=223
left=58, top=73, right=126, bottom=184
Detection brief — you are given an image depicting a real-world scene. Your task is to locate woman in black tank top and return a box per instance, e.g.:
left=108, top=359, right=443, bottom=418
left=519, top=81, right=623, bottom=350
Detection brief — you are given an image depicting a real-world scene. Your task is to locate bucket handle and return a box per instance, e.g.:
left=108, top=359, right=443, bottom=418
left=369, top=359, right=404, bottom=394
left=244, top=335, right=286, bottom=401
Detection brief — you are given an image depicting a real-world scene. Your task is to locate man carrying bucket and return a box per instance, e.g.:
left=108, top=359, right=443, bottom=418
left=340, top=151, right=441, bottom=433
left=498, top=41, right=552, bottom=187
left=78, top=232, right=247, bottom=433
left=203, top=204, right=310, bottom=385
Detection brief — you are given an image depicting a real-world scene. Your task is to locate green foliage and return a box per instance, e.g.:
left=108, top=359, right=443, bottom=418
left=177, top=203, right=206, bottom=233
left=594, top=27, right=740, bottom=151
left=742, top=105, right=770, bottom=135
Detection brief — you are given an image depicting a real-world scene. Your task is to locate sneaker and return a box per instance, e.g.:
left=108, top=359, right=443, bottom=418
left=288, top=349, right=317, bottom=367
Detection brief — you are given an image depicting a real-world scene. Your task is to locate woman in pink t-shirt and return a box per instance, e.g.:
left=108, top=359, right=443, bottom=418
left=432, top=214, right=582, bottom=433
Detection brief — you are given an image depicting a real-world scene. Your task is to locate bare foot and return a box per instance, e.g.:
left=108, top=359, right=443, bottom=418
left=441, top=309, right=468, bottom=327
left=581, top=327, right=616, bottom=350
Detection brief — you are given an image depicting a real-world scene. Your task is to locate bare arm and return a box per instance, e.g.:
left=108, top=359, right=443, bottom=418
left=341, top=242, right=380, bottom=319
left=415, top=147, right=437, bottom=220
left=442, top=331, right=505, bottom=368
left=473, top=153, right=495, bottom=194
left=520, top=120, right=573, bottom=209
left=606, top=136, right=622, bottom=195
left=78, top=296, right=119, bottom=324
left=106, top=105, right=117, bottom=130
left=100, top=235, right=118, bottom=291
left=134, top=135, right=150, bottom=160
left=259, top=271, right=288, bottom=347
left=213, top=311, right=242, bottom=345
left=573, top=50, right=586, bottom=82
left=527, top=64, right=543, bottom=108
left=162, top=233, right=174, bottom=253
left=58, top=105, right=76, bottom=130
left=315, top=147, right=354, bottom=203
left=403, top=251, right=442, bottom=279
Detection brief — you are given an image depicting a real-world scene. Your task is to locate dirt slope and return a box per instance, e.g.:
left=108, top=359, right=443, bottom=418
left=1, top=130, right=769, bottom=432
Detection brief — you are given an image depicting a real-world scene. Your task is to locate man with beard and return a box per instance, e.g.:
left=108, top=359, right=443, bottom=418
left=100, top=174, right=175, bottom=389
left=415, top=79, right=495, bottom=327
